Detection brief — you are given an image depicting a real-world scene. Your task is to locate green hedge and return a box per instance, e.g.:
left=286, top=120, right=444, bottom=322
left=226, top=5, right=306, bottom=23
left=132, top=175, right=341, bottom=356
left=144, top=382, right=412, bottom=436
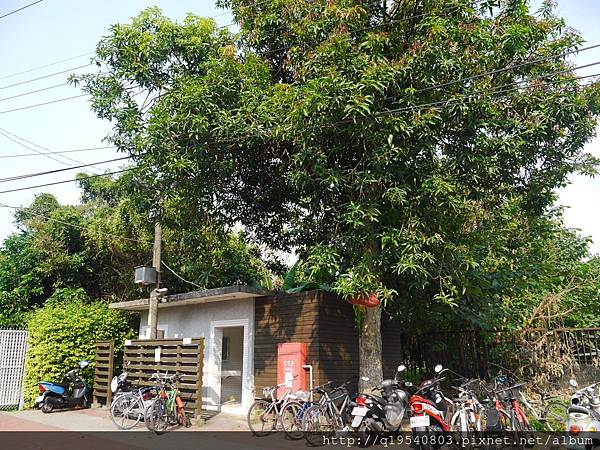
left=24, top=294, right=136, bottom=407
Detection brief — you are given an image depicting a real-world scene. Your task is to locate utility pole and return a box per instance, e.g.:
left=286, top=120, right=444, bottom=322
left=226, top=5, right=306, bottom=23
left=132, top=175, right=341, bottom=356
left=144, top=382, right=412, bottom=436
left=147, top=222, right=162, bottom=339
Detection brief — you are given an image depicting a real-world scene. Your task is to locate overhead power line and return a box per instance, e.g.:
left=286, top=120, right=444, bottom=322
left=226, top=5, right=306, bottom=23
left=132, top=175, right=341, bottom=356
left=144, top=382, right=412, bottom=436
left=0, top=127, right=93, bottom=170
left=161, top=260, right=205, bottom=289
left=0, top=52, right=94, bottom=81
left=0, top=168, right=133, bottom=195
left=0, top=145, right=115, bottom=159
left=0, top=126, right=102, bottom=171
left=0, top=0, right=44, bottom=20
left=0, top=94, right=88, bottom=115
left=0, top=64, right=91, bottom=90
left=0, top=156, right=131, bottom=183
left=0, top=83, right=65, bottom=102
left=0, top=201, right=152, bottom=245
left=377, top=65, right=600, bottom=118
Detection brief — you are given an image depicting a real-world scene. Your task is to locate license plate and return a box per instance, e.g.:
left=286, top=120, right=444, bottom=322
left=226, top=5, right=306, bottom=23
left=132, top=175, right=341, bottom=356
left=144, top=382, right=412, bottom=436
left=352, top=406, right=368, bottom=417
left=351, top=414, right=364, bottom=428
left=410, top=415, right=431, bottom=428
left=34, top=395, right=43, bottom=404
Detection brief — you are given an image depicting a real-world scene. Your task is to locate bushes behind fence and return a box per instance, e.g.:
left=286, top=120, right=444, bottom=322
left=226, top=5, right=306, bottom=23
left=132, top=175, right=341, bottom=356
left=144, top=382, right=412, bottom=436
left=23, top=289, right=136, bottom=407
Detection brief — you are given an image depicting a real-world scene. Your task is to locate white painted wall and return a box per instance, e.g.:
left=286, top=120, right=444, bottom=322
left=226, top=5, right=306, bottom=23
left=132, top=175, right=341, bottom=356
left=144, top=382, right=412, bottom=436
left=138, top=299, right=254, bottom=413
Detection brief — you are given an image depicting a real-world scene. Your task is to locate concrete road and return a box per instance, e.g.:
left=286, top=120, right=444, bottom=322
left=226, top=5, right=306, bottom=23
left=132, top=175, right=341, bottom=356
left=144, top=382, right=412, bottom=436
left=0, top=408, right=312, bottom=450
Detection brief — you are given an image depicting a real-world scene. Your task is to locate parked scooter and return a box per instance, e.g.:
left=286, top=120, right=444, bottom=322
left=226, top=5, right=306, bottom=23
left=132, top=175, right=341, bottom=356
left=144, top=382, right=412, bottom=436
left=565, top=378, right=600, bottom=450
left=350, top=365, right=411, bottom=446
left=111, top=361, right=134, bottom=399
left=35, top=360, right=90, bottom=413
left=409, top=364, right=455, bottom=450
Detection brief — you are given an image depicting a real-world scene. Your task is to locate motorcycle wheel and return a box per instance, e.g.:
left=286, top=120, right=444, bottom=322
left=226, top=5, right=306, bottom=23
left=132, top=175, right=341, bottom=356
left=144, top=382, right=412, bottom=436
left=41, top=398, right=54, bottom=413
left=356, top=423, right=377, bottom=448
left=414, top=424, right=442, bottom=450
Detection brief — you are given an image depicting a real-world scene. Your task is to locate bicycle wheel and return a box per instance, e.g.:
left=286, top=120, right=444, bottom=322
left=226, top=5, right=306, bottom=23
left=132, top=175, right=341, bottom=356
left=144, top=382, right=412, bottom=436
left=279, top=401, right=304, bottom=440
left=542, top=400, right=567, bottom=432
left=110, top=393, right=144, bottom=430
left=146, top=398, right=169, bottom=434
left=301, top=404, right=335, bottom=447
left=247, top=399, right=278, bottom=436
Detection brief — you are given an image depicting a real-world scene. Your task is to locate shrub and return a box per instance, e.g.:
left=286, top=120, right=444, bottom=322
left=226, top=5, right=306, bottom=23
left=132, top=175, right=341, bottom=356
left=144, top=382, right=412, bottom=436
left=23, top=291, right=136, bottom=407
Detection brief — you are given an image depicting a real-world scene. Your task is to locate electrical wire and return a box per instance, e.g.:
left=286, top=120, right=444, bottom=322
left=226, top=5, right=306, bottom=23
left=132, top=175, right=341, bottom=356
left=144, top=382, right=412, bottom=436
left=0, top=128, right=90, bottom=169
left=0, top=83, right=65, bottom=102
left=0, top=201, right=152, bottom=245
left=0, top=0, right=44, bottom=20
left=0, top=146, right=115, bottom=159
left=0, top=156, right=131, bottom=183
left=0, top=94, right=88, bottom=115
left=377, top=65, right=600, bottom=118
left=0, top=168, right=133, bottom=194
left=0, top=64, right=92, bottom=90
left=0, top=52, right=94, bottom=81
left=0, top=127, right=100, bottom=173
left=161, top=260, right=205, bottom=289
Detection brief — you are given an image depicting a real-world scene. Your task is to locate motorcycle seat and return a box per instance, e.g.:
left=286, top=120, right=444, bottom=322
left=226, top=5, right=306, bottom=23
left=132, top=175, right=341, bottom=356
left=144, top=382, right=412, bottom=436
left=364, top=393, right=386, bottom=404
left=568, top=405, right=591, bottom=415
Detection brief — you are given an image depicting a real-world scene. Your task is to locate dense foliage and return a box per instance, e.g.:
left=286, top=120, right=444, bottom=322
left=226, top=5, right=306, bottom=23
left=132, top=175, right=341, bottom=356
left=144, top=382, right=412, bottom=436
left=75, top=0, right=600, bottom=384
left=23, top=290, right=136, bottom=406
left=0, top=173, right=271, bottom=328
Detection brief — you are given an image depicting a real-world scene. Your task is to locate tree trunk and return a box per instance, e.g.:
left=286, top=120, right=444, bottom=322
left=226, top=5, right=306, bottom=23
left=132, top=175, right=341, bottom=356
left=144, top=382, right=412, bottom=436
left=358, top=303, right=383, bottom=391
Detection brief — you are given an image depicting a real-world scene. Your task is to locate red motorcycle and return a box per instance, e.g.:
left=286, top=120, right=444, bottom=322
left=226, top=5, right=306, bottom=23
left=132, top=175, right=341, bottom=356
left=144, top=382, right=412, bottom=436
left=409, top=365, right=455, bottom=450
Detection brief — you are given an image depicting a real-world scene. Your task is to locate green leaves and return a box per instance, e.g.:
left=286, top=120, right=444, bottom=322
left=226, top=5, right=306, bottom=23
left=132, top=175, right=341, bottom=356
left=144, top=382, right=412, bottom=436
left=23, top=299, right=136, bottom=407
left=74, top=2, right=600, bottom=334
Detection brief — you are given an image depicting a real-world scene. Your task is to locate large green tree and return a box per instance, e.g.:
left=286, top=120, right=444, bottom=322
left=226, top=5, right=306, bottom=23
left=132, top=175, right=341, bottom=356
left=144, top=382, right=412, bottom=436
left=76, top=0, right=600, bottom=386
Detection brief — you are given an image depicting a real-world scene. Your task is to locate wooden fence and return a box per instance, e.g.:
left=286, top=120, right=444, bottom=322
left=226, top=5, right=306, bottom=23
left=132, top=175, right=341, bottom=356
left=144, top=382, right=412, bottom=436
left=123, top=338, right=204, bottom=417
left=92, top=340, right=114, bottom=406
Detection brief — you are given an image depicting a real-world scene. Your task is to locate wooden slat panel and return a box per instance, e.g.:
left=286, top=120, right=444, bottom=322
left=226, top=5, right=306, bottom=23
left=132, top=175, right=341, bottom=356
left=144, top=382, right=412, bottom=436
left=123, top=338, right=204, bottom=418
left=93, top=340, right=114, bottom=406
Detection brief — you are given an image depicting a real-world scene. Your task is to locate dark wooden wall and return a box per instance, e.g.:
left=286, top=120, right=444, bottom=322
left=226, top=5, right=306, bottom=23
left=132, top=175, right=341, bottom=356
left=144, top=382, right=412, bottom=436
left=254, top=291, right=402, bottom=396
left=254, top=291, right=321, bottom=394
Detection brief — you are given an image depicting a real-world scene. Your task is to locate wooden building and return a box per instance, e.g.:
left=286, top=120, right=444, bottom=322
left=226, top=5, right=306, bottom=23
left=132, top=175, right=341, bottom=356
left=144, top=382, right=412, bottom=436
left=110, top=287, right=403, bottom=415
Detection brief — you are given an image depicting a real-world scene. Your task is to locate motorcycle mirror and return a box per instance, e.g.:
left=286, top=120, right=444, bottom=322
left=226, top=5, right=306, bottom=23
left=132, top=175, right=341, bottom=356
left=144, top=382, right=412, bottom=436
left=405, top=381, right=413, bottom=387
left=434, top=364, right=443, bottom=373
left=397, top=365, right=406, bottom=372
left=569, top=379, right=578, bottom=388
left=126, top=361, right=131, bottom=366
left=361, top=376, right=370, bottom=382
left=78, top=360, right=89, bottom=369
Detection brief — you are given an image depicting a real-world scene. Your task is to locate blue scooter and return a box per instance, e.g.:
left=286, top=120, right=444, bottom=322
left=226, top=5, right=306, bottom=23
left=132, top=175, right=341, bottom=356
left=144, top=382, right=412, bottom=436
left=35, top=360, right=90, bottom=413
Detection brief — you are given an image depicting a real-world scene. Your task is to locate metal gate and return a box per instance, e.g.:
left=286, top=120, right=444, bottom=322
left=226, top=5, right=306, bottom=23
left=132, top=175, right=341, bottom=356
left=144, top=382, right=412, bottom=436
left=0, top=330, right=28, bottom=410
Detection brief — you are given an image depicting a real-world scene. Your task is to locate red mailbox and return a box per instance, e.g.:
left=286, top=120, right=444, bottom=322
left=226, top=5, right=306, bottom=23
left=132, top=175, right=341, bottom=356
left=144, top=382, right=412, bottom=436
left=277, top=343, right=307, bottom=398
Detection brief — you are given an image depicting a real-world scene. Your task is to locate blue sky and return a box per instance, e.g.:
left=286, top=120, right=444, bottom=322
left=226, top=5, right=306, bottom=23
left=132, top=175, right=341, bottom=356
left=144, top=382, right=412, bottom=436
left=0, top=0, right=598, bottom=254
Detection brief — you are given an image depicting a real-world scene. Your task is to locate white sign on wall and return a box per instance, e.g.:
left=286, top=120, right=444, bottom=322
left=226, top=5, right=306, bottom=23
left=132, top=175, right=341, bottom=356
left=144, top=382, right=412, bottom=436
left=155, top=347, right=161, bottom=362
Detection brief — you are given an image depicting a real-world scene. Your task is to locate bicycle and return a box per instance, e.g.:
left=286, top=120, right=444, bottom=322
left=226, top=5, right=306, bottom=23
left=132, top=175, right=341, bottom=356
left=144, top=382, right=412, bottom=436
left=517, top=386, right=567, bottom=431
left=450, top=378, right=485, bottom=447
left=145, top=372, right=191, bottom=434
left=488, top=380, right=535, bottom=449
left=279, top=381, right=335, bottom=440
left=110, top=384, right=157, bottom=430
left=246, top=377, right=302, bottom=437
left=301, top=379, right=354, bottom=447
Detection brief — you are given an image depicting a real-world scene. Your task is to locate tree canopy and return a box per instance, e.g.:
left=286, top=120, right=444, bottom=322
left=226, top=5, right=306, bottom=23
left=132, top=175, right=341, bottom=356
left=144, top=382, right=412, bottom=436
left=0, top=173, right=271, bottom=328
left=75, top=0, right=600, bottom=384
